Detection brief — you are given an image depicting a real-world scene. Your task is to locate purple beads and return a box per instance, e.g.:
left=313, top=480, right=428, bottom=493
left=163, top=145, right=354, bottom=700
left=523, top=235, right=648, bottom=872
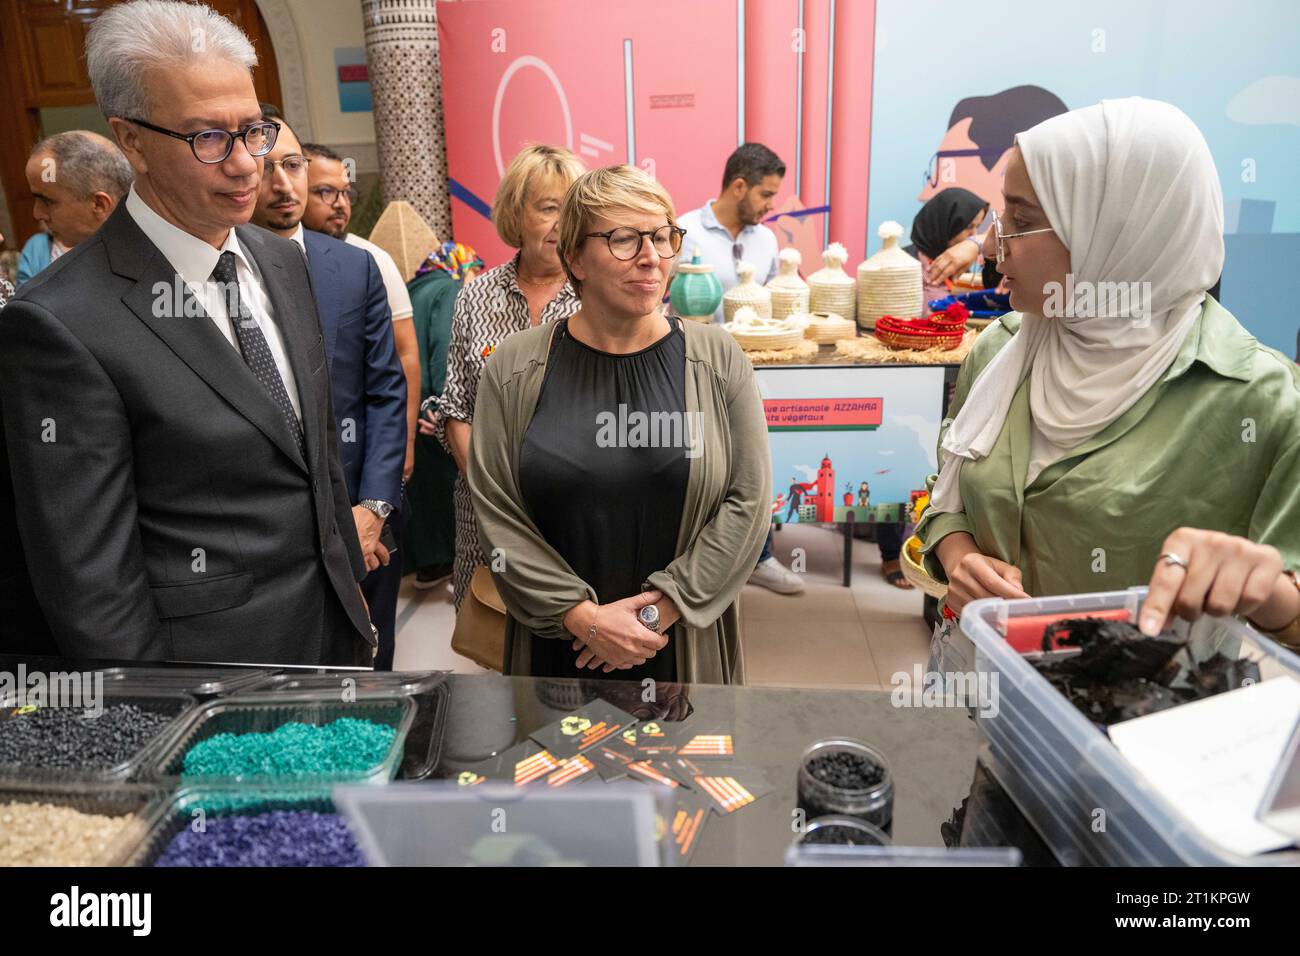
left=153, top=810, right=366, bottom=867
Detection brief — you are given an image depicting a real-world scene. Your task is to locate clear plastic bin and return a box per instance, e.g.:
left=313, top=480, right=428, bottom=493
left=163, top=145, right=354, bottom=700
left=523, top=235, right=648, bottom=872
left=0, top=781, right=166, bottom=865
left=0, top=687, right=198, bottom=783
left=99, top=666, right=278, bottom=697
left=242, top=671, right=451, bottom=779
left=151, top=694, right=414, bottom=785
left=961, top=587, right=1300, bottom=866
left=332, top=780, right=663, bottom=866
left=127, top=784, right=361, bottom=867
left=785, top=843, right=1022, bottom=866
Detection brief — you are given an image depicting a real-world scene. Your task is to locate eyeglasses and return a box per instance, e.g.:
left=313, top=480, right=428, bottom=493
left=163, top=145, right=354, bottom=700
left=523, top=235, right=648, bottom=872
left=732, top=241, right=744, bottom=262
left=990, top=209, right=1054, bottom=265
left=584, top=225, right=686, bottom=261
left=126, top=117, right=279, bottom=164
left=310, top=184, right=359, bottom=206
left=923, top=147, right=1005, bottom=188
left=265, top=155, right=310, bottom=176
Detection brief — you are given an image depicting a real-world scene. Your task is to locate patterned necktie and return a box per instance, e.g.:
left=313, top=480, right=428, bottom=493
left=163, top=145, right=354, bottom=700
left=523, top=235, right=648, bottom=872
left=210, top=251, right=306, bottom=460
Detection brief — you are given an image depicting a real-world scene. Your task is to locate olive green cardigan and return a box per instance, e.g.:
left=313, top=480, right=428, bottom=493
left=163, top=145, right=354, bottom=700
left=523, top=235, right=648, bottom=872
left=467, top=319, right=772, bottom=683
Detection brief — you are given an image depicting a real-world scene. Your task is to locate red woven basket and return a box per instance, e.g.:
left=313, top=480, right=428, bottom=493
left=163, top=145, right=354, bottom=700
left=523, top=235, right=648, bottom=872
left=875, top=315, right=965, bottom=351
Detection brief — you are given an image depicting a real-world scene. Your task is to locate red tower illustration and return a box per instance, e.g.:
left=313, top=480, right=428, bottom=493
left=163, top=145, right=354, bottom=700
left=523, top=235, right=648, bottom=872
left=815, top=453, right=835, bottom=522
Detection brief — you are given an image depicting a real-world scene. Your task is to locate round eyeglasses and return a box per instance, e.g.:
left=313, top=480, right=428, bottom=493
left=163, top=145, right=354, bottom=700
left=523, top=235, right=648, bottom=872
left=584, top=225, right=686, bottom=261
left=265, top=155, right=310, bottom=176
left=990, top=209, right=1054, bottom=265
left=125, top=117, right=280, bottom=164
left=310, top=184, right=360, bottom=206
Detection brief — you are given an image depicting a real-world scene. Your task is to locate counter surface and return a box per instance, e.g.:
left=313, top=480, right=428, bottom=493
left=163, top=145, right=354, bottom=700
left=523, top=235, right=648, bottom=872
left=0, top=655, right=1059, bottom=865
left=435, top=674, right=983, bottom=865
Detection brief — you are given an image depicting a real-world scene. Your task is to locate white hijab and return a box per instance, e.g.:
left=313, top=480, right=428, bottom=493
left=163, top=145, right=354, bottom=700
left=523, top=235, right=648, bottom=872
left=928, top=97, right=1225, bottom=513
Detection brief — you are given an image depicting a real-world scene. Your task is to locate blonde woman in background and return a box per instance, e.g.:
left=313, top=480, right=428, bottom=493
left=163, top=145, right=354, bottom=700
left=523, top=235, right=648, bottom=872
left=424, top=144, right=585, bottom=609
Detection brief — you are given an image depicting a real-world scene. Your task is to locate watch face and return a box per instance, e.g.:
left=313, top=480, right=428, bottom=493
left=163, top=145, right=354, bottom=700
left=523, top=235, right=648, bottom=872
left=639, top=606, right=659, bottom=627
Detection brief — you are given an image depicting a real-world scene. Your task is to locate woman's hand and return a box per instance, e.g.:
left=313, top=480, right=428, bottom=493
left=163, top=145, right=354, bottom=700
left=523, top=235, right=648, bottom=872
left=565, top=591, right=668, bottom=670
left=936, top=532, right=1029, bottom=617
left=1140, top=528, right=1300, bottom=635
left=417, top=404, right=437, bottom=437
left=926, top=237, right=981, bottom=284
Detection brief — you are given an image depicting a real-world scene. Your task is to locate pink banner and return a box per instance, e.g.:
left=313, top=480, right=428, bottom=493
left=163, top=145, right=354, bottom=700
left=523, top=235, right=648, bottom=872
left=438, top=0, right=741, bottom=269
left=763, top=397, right=883, bottom=430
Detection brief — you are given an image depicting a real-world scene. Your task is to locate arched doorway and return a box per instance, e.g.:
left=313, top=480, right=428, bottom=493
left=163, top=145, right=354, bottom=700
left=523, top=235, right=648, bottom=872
left=0, top=0, right=284, bottom=251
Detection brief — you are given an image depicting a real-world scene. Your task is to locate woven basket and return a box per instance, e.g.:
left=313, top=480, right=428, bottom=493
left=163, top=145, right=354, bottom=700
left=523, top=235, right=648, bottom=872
left=808, top=243, right=857, bottom=324
left=802, top=311, right=856, bottom=345
left=722, top=261, right=772, bottom=322
left=729, top=327, right=807, bottom=351
left=901, top=535, right=947, bottom=599
left=875, top=316, right=965, bottom=351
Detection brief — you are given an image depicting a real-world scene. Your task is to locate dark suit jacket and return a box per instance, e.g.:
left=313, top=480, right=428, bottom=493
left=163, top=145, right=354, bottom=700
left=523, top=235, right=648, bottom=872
left=302, top=229, right=406, bottom=508
left=0, top=203, right=372, bottom=664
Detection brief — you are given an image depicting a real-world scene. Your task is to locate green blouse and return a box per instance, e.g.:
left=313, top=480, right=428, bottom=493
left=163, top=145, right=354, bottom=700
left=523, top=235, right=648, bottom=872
left=916, top=297, right=1300, bottom=599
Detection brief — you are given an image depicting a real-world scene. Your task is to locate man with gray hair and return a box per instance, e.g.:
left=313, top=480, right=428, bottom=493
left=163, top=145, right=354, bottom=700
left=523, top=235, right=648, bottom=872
left=0, top=0, right=375, bottom=664
left=17, top=131, right=133, bottom=285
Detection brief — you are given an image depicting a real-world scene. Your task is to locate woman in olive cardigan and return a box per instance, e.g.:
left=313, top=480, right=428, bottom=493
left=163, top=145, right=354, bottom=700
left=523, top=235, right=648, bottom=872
left=467, top=166, right=771, bottom=683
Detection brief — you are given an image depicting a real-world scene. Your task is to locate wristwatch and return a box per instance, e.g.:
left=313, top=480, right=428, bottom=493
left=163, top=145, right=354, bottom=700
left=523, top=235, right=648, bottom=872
left=359, top=499, right=393, bottom=520
left=638, top=603, right=661, bottom=633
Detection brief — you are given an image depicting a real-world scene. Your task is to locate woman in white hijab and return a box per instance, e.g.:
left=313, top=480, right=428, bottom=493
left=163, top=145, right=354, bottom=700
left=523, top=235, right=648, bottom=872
left=915, top=97, right=1300, bottom=647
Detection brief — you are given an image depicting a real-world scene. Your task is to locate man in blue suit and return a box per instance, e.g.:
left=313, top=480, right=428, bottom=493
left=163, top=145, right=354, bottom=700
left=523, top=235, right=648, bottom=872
left=252, top=111, right=407, bottom=668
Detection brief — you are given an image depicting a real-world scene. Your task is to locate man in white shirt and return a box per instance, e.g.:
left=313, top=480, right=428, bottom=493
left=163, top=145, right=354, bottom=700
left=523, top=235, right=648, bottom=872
left=676, top=143, right=803, bottom=595
left=0, top=0, right=373, bottom=663
left=674, top=143, right=784, bottom=324
left=300, top=142, right=420, bottom=484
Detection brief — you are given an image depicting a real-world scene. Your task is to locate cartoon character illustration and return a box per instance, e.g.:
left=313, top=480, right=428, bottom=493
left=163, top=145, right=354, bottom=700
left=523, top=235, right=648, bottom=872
left=785, top=477, right=816, bottom=522
left=857, top=481, right=871, bottom=508
left=919, top=86, right=1068, bottom=215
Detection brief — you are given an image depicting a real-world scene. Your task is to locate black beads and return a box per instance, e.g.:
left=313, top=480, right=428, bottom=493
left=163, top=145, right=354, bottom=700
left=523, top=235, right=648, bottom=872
left=0, top=704, right=174, bottom=770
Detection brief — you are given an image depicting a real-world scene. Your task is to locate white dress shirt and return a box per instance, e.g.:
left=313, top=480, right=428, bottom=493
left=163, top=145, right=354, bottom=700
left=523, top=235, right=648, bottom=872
left=674, top=199, right=780, bottom=323
left=344, top=232, right=414, bottom=321
left=125, top=186, right=302, bottom=420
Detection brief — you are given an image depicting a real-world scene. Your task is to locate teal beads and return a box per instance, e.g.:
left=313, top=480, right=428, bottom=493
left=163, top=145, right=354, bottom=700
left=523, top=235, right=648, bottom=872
left=182, top=718, right=396, bottom=779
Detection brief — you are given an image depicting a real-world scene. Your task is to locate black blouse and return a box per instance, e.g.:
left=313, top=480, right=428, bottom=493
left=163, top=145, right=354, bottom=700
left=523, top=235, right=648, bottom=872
left=519, top=317, right=689, bottom=680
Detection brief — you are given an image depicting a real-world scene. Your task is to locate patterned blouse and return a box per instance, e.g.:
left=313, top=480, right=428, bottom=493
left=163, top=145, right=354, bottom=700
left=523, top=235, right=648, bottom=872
left=432, top=251, right=580, bottom=609
left=0, top=275, right=13, bottom=311
left=433, top=252, right=580, bottom=444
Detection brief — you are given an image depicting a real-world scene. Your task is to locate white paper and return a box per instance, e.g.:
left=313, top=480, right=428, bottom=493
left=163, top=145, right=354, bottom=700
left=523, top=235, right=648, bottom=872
left=1108, top=675, right=1300, bottom=856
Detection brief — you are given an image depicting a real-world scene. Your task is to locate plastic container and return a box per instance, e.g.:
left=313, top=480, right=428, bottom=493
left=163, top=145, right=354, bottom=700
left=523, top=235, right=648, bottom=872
left=244, top=671, right=451, bottom=779
left=99, top=666, right=277, bottom=698
left=797, top=738, right=893, bottom=833
left=786, top=825, right=1023, bottom=867
left=0, top=687, right=198, bottom=783
left=794, top=815, right=890, bottom=847
left=961, top=587, right=1300, bottom=866
left=126, top=784, right=362, bottom=867
left=333, top=780, right=662, bottom=866
left=151, top=694, right=415, bottom=785
left=0, top=781, right=165, bottom=866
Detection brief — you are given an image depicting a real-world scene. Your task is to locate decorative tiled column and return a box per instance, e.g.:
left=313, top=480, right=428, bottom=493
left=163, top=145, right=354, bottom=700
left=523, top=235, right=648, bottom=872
left=361, top=0, right=453, bottom=241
